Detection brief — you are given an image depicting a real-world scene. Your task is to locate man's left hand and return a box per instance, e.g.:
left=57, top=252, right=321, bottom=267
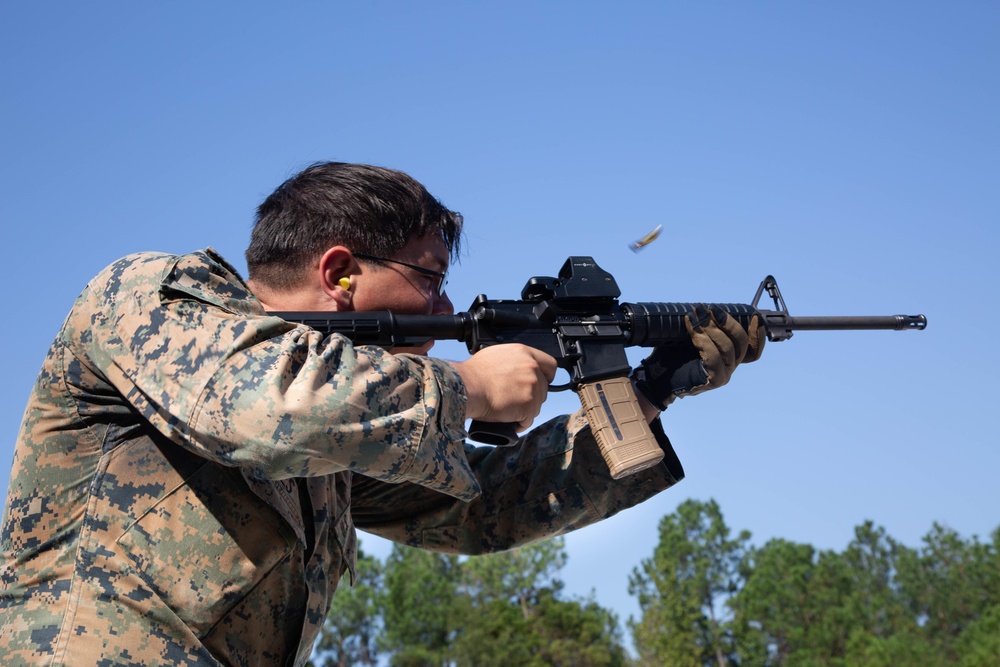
left=633, top=305, right=765, bottom=410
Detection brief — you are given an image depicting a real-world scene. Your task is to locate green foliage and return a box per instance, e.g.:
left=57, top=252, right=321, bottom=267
left=731, top=538, right=826, bottom=664
left=380, top=545, right=461, bottom=666
left=530, top=591, right=628, bottom=667
left=316, top=537, right=628, bottom=666
left=452, top=538, right=629, bottom=667
left=627, top=498, right=750, bottom=666
left=313, top=509, right=999, bottom=666
left=955, top=602, right=1000, bottom=667
left=633, top=501, right=1000, bottom=667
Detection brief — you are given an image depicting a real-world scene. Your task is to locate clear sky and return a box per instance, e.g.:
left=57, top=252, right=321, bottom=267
left=2, top=0, right=998, bottom=634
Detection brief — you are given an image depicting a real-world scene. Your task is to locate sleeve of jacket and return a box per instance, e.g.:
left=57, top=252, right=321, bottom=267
left=73, top=250, right=481, bottom=500
left=350, top=409, right=685, bottom=554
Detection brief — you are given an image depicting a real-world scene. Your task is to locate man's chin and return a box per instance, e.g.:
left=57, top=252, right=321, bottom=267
left=392, top=341, right=434, bottom=356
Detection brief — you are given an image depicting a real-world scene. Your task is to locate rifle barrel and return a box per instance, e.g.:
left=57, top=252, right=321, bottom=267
left=782, top=315, right=927, bottom=331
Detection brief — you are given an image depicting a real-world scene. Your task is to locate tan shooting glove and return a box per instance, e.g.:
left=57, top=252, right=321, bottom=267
left=634, top=305, right=766, bottom=410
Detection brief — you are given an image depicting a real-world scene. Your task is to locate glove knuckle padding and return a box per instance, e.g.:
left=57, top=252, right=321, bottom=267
left=704, top=324, right=736, bottom=369
left=742, top=316, right=766, bottom=363
left=717, top=313, right=750, bottom=364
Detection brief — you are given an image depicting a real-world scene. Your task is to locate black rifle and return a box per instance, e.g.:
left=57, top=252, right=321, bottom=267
left=272, top=256, right=926, bottom=479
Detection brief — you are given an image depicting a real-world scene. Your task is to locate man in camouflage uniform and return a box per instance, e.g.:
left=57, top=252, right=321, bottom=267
left=0, top=162, right=763, bottom=666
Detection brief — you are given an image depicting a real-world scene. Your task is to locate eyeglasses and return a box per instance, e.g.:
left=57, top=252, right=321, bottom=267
left=353, top=252, right=449, bottom=297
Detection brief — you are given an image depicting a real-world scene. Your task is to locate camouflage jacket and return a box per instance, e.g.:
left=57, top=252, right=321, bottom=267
left=0, top=249, right=684, bottom=666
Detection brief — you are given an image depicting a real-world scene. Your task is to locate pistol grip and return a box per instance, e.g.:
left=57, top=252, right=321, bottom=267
left=468, top=420, right=519, bottom=447
left=577, top=377, right=664, bottom=479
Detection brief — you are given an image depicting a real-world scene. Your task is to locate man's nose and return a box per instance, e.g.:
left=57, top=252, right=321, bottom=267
left=432, top=290, right=454, bottom=315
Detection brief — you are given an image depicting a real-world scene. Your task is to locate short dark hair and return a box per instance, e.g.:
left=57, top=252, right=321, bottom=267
left=246, top=162, right=463, bottom=290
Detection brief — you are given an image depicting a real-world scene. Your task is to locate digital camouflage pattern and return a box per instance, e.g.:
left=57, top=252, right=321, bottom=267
left=0, top=249, right=684, bottom=666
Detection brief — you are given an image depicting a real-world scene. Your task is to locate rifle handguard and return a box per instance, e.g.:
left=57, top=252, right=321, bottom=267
left=576, top=377, right=664, bottom=479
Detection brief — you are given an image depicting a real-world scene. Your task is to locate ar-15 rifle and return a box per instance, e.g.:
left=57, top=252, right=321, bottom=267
left=271, top=256, right=926, bottom=480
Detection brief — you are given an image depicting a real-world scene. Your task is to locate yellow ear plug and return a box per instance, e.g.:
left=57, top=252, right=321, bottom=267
left=338, top=277, right=351, bottom=290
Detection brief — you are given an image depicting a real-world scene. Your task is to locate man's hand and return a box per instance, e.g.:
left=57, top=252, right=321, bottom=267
left=452, top=344, right=557, bottom=432
left=634, top=305, right=765, bottom=410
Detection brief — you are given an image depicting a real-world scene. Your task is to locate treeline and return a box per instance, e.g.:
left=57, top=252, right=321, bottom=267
left=308, top=500, right=1000, bottom=667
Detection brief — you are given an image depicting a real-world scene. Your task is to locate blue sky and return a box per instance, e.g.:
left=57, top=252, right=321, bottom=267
left=2, top=1, right=998, bottom=632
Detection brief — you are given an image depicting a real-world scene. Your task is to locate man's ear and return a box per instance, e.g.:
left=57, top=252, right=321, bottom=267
left=318, top=246, right=356, bottom=310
